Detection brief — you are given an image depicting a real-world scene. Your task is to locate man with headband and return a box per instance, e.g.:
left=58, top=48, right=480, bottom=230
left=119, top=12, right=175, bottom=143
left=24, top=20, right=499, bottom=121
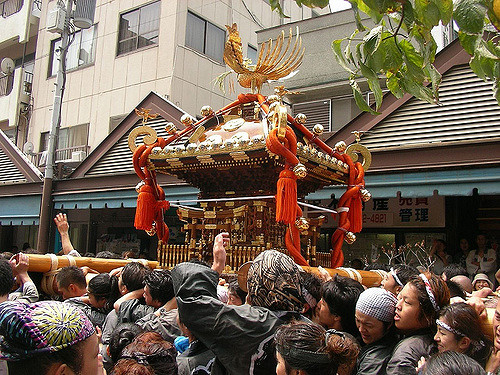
left=172, top=232, right=308, bottom=374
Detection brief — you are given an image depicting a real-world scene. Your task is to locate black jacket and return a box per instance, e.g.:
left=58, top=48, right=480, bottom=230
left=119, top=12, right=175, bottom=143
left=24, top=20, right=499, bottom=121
left=172, top=262, right=305, bottom=375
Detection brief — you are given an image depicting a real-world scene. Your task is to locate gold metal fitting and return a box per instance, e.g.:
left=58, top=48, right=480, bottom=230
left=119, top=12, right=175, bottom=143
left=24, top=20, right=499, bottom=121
left=181, top=114, right=194, bottom=126
left=344, top=231, right=356, bottom=244
left=313, top=124, right=324, bottom=135
left=360, top=188, right=372, bottom=202
left=165, top=122, right=177, bottom=135
left=295, top=113, right=307, bottom=124
left=293, top=163, right=307, bottom=179
left=295, top=217, right=310, bottom=232
left=267, top=94, right=280, bottom=104
left=135, top=180, right=145, bottom=193
left=268, top=102, right=280, bottom=113
left=146, top=222, right=156, bottom=236
left=335, top=141, right=347, bottom=153
left=200, top=105, right=214, bottom=117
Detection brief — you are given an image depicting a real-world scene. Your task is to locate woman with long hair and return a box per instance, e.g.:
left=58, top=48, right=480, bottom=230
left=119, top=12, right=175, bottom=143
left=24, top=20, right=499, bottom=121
left=386, top=271, right=450, bottom=374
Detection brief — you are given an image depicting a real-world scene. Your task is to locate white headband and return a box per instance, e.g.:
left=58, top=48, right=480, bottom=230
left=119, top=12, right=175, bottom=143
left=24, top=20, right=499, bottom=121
left=419, top=274, right=439, bottom=312
left=390, top=268, right=403, bottom=287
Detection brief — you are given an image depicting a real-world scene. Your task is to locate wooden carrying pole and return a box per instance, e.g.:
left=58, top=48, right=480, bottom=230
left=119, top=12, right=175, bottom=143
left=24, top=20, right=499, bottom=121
left=27, top=254, right=159, bottom=274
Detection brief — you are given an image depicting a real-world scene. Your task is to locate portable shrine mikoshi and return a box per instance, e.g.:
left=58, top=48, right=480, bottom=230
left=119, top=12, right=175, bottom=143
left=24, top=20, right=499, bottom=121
left=129, top=23, right=372, bottom=272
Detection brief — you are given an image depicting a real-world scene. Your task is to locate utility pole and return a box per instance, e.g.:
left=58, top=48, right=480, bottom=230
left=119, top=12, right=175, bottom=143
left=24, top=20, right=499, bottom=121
left=37, top=0, right=72, bottom=252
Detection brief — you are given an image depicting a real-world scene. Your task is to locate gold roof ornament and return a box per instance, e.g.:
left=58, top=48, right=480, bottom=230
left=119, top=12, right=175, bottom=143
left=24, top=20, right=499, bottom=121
left=135, top=108, right=159, bottom=125
left=223, top=23, right=304, bottom=94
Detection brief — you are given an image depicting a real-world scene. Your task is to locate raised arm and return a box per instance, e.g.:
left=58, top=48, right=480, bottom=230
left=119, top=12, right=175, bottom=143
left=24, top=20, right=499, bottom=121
left=54, top=213, right=77, bottom=255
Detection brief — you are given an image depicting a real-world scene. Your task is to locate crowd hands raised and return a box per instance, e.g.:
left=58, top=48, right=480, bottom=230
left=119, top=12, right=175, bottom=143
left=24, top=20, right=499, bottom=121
left=0, top=227, right=500, bottom=375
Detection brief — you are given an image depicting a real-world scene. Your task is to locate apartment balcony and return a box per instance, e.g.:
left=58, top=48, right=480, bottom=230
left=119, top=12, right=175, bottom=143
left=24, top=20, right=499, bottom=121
left=30, top=145, right=90, bottom=169
left=0, top=0, right=40, bottom=48
left=0, top=67, right=31, bottom=127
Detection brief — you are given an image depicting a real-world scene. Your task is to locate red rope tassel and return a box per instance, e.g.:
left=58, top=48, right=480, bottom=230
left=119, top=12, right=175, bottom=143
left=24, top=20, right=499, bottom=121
left=285, top=224, right=308, bottom=266
left=276, top=168, right=298, bottom=224
left=134, top=184, right=157, bottom=230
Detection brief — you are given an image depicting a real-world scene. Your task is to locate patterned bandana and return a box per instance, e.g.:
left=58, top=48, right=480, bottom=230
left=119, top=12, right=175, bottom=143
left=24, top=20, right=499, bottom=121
left=0, top=300, right=95, bottom=360
left=247, top=250, right=304, bottom=312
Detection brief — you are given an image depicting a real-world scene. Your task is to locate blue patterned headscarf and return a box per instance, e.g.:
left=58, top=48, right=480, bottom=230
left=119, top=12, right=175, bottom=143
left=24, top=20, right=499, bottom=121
left=0, top=300, right=95, bottom=360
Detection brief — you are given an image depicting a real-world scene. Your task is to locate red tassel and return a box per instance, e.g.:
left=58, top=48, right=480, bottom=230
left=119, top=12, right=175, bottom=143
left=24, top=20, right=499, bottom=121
left=276, top=169, right=297, bottom=224
left=134, top=185, right=157, bottom=230
left=349, top=192, right=363, bottom=233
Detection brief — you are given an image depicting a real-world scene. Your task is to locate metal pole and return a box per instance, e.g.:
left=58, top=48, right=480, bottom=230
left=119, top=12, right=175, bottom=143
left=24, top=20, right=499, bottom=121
left=37, top=0, right=72, bottom=253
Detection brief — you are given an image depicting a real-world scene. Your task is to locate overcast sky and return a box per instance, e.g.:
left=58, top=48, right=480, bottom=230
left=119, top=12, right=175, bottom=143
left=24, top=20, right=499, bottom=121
left=329, top=0, right=351, bottom=12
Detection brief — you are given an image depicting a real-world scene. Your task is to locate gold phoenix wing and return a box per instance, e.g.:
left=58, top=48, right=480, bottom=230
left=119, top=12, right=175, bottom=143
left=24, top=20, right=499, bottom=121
left=223, top=23, right=304, bottom=94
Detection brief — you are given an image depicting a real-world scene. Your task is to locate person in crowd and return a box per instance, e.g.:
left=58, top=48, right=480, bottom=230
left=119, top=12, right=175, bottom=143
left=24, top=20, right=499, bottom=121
left=430, top=239, right=452, bottom=276
left=473, top=272, right=494, bottom=291
left=420, top=351, right=486, bottom=375
left=355, top=287, right=398, bottom=375
left=466, top=234, right=496, bottom=283
left=450, top=275, right=473, bottom=294
left=135, top=269, right=182, bottom=342
left=454, top=238, right=470, bottom=268
left=317, top=275, right=364, bottom=336
left=486, top=291, right=500, bottom=373
left=113, top=262, right=153, bottom=320
left=55, top=265, right=87, bottom=299
left=434, top=302, right=491, bottom=367
left=104, top=322, right=145, bottom=373
left=381, top=264, right=418, bottom=297
left=101, top=262, right=151, bottom=345
left=386, top=271, right=450, bottom=374
left=274, top=321, right=359, bottom=375
left=87, top=272, right=121, bottom=312
left=172, top=233, right=310, bottom=374
left=227, top=278, right=247, bottom=306
left=0, top=300, right=103, bottom=375
left=54, top=212, right=81, bottom=257
left=441, top=263, right=468, bottom=281
left=0, top=259, right=14, bottom=305
left=176, top=316, right=215, bottom=375
left=351, top=258, right=364, bottom=270
left=111, top=332, right=178, bottom=375
left=445, top=279, right=466, bottom=299
left=299, top=271, right=322, bottom=324
left=8, top=252, right=39, bottom=303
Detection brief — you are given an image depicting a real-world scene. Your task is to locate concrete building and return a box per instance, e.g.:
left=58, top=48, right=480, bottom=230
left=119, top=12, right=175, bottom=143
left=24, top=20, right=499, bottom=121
left=26, top=0, right=327, bottom=167
left=0, top=0, right=329, bottom=252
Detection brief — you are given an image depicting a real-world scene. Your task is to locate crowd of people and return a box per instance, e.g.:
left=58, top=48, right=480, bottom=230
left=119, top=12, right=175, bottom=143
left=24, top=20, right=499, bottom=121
left=0, top=219, right=499, bottom=374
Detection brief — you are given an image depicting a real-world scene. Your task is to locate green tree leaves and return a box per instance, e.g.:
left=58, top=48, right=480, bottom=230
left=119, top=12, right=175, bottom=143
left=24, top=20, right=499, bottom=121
left=267, top=0, right=500, bottom=113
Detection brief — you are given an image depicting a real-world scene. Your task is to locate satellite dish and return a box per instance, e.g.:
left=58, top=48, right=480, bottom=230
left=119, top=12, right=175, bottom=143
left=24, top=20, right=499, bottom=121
left=0, top=58, right=14, bottom=75
left=23, top=142, right=34, bottom=155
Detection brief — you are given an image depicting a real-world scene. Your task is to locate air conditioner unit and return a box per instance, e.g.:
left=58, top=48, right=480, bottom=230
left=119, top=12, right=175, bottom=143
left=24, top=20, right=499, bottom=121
left=71, top=151, right=86, bottom=162
left=47, top=6, right=66, bottom=34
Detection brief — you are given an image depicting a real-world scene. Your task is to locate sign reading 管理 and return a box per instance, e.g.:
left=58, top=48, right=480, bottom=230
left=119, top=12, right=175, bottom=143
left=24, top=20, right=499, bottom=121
left=361, top=192, right=445, bottom=228
left=305, top=192, right=445, bottom=228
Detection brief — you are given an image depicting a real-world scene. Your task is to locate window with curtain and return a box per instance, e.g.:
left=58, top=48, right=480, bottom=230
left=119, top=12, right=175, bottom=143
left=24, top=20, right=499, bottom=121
left=49, top=25, right=97, bottom=77
left=117, top=1, right=160, bottom=56
left=40, top=124, right=89, bottom=160
left=185, top=11, right=225, bottom=62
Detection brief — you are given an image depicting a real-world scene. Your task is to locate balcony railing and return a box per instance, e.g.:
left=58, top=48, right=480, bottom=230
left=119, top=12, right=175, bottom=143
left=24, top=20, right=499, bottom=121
left=0, top=73, right=14, bottom=97
left=31, top=145, right=90, bottom=167
left=0, top=0, right=23, bottom=17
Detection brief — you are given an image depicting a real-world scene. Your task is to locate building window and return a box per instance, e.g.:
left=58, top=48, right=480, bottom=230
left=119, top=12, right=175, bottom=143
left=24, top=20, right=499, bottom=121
left=49, top=25, right=97, bottom=77
left=117, top=1, right=160, bottom=56
left=185, top=11, right=225, bottom=62
left=40, top=123, right=89, bottom=162
left=247, top=44, right=257, bottom=64
left=0, top=0, right=23, bottom=18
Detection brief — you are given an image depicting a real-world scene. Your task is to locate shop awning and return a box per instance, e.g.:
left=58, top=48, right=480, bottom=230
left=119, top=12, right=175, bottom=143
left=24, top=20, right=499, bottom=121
left=306, top=167, right=500, bottom=199
left=53, top=185, right=201, bottom=209
left=0, top=195, right=41, bottom=225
